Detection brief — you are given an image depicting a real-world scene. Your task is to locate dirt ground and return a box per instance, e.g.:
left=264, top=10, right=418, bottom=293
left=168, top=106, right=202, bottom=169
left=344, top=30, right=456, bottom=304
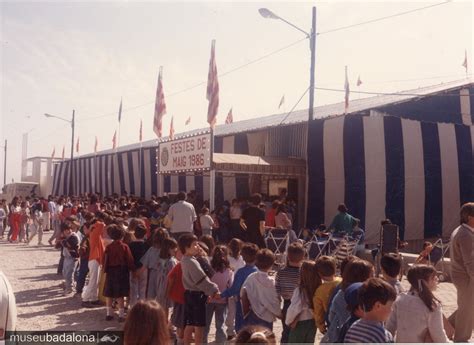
left=1, top=238, right=472, bottom=343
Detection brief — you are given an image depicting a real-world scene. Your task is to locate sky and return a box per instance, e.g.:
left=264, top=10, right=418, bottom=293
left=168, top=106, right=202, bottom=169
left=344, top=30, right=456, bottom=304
left=0, top=0, right=472, bottom=186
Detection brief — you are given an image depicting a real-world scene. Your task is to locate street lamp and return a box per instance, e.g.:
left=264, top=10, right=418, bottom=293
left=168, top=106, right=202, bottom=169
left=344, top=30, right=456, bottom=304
left=44, top=110, right=75, bottom=195
left=259, top=7, right=317, bottom=226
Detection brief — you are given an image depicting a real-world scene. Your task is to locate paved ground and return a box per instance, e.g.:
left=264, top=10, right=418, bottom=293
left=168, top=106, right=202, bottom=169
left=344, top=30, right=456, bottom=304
left=1, top=238, right=472, bottom=343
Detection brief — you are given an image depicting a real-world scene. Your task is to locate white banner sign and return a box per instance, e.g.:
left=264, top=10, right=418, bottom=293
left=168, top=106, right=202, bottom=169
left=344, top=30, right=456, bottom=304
left=159, top=133, right=211, bottom=173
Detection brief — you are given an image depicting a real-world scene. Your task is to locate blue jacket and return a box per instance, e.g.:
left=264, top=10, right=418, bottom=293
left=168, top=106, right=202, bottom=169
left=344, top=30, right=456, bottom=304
left=221, top=264, right=257, bottom=332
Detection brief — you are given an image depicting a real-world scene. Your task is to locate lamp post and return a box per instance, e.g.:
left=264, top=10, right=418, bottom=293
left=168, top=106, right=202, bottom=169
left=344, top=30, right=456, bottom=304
left=44, top=110, right=75, bottom=195
left=259, top=6, right=317, bottom=225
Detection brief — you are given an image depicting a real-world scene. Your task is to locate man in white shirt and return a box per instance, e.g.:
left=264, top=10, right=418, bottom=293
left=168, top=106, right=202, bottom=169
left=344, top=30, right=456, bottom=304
left=450, top=202, right=474, bottom=342
left=167, top=191, right=197, bottom=241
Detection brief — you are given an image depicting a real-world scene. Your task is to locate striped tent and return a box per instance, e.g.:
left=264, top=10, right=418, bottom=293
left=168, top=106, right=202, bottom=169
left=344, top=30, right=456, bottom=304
left=307, top=112, right=474, bottom=244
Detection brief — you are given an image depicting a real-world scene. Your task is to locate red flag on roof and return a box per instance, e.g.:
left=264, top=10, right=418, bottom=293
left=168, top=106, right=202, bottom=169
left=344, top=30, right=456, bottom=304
left=225, top=108, right=233, bottom=124
left=94, top=136, right=98, bottom=154
left=153, top=67, right=167, bottom=138
left=51, top=147, right=55, bottom=159
left=462, top=50, right=468, bottom=74
left=139, top=119, right=143, bottom=142
left=344, top=66, right=350, bottom=114
left=112, top=131, right=117, bottom=150
left=278, top=95, right=285, bottom=109
left=206, top=40, right=219, bottom=129
left=357, top=75, right=362, bottom=86
left=185, top=116, right=191, bottom=126
left=61, top=146, right=65, bottom=160
left=169, top=116, right=175, bottom=140
left=76, top=137, right=80, bottom=153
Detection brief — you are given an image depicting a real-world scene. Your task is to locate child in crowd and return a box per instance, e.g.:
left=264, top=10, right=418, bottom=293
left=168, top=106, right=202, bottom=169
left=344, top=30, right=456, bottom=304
left=325, top=259, right=374, bottom=343
left=205, top=245, right=234, bottom=344
left=286, top=261, right=320, bottom=343
left=221, top=243, right=259, bottom=333
left=128, top=224, right=149, bottom=306
left=60, top=222, right=80, bottom=296
left=275, top=242, right=305, bottom=343
left=103, top=224, right=135, bottom=322
left=167, top=252, right=186, bottom=345
left=336, top=282, right=364, bottom=342
left=344, top=278, right=396, bottom=343
left=156, top=237, right=178, bottom=316
left=199, top=207, right=214, bottom=237
left=226, top=238, right=244, bottom=340
left=196, top=241, right=215, bottom=279
left=313, top=256, right=341, bottom=334
left=234, top=326, right=276, bottom=345
left=76, top=212, right=94, bottom=296
left=386, top=265, right=451, bottom=342
left=415, top=241, right=434, bottom=264
left=380, top=253, right=404, bottom=294
left=241, top=249, right=281, bottom=330
left=141, top=228, right=168, bottom=299
left=199, top=235, right=215, bottom=259
left=123, top=300, right=169, bottom=345
left=179, top=233, right=219, bottom=345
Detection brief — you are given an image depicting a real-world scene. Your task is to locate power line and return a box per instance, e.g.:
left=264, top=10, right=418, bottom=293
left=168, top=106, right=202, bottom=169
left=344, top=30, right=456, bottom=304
left=317, top=0, right=452, bottom=36
left=279, top=87, right=310, bottom=125
left=314, top=86, right=470, bottom=97
left=79, top=37, right=307, bottom=123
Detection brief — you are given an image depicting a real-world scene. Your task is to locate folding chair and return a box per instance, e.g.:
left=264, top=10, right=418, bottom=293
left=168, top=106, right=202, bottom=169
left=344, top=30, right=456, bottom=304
left=304, top=238, right=328, bottom=260
left=265, top=228, right=290, bottom=266
left=332, top=236, right=360, bottom=266
left=428, top=238, right=450, bottom=281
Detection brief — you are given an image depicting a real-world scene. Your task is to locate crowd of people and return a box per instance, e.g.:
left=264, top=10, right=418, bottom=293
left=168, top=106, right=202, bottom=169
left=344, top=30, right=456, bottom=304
left=0, top=192, right=473, bottom=344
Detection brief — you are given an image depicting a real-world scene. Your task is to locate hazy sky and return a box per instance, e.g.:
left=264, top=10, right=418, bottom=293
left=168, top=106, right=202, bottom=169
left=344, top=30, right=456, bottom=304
left=0, top=0, right=472, bottom=185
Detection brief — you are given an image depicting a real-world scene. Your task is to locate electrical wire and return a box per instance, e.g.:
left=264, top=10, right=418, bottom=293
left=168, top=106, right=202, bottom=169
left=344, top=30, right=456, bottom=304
left=314, top=85, right=470, bottom=97
left=317, top=0, right=452, bottom=36
left=278, top=87, right=310, bottom=125
left=79, top=37, right=308, bottom=123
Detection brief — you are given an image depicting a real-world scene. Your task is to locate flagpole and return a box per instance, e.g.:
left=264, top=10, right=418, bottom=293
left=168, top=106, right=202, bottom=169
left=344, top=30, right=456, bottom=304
left=209, top=128, right=215, bottom=212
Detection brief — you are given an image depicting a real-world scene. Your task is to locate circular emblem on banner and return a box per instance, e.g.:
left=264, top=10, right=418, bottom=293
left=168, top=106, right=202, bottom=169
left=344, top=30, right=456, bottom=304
left=161, top=147, right=169, bottom=167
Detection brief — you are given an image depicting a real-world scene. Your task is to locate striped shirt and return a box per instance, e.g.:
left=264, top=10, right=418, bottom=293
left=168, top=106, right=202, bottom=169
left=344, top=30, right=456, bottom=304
left=275, top=265, right=301, bottom=300
left=344, top=319, right=394, bottom=343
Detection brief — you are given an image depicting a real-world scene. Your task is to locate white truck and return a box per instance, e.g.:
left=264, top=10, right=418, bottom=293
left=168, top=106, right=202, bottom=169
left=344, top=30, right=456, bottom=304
left=0, top=182, right=40, bottom=203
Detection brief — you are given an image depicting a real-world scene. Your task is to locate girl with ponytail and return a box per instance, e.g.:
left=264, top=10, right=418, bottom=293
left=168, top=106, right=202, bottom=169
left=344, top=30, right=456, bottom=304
left=386, top=265, right=450, bottom=342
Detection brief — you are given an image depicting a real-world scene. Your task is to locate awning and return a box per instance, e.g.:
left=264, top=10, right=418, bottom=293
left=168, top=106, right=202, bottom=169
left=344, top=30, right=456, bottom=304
left=213, top=153, right=306, bottom=176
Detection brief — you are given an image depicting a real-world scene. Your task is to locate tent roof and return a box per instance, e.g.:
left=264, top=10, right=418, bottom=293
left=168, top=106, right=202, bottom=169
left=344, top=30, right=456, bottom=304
left=212, top=153, right=305, bottom=176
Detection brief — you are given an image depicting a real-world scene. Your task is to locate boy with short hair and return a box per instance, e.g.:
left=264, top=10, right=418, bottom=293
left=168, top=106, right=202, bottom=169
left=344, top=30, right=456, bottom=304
left=60, top=222, right=80, bottom=296
left=313, top=255, right=342, bottom=333
left=380, top=253, right=404, bottom=294
left=275, top=242, right=305, bottom=343
left=221, top=242, right=259, bottom=335
left=241, top=249, right=282, bottom=330
left=344, top=277, right=396, bottom=343
left=128, top=224, right=149, bottom=306
left=179, top=233, right=219, bottom=345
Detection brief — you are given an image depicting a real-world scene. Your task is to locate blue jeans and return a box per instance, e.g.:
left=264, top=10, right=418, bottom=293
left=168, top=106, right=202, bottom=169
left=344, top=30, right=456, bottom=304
left=62, top=256, right=77, bottom=290
left=75, top=257, right=89, bottom=293
left=205, top=303, right=227, bottom=344
left=243, top=310, right=273, bottom=331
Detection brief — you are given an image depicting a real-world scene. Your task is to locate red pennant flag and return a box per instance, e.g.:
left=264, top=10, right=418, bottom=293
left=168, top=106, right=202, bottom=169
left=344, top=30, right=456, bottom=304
left=206, top=40, right=219, bottom=129
left=76, top=137, right=80, bottom=153
left=185, top=116, right=191, bottom=126
left=344, top=66, right=350, bottom=114
left=153, top=67, right=167, bottom=138
left=112, top=131, right=117, bottom=149
left=94, top=136, right=98, bottom=154
left=462, top=49, right=468, bottom=73
left=169, top=116, right=175, bottom=140
left=225, top=108, right=233, bottom=124
left=51, top=147, right=55, bottom=159
left=278, top=95, right=285, bottom=109
left=61, top=146, right=65, bottom=160
left=357, top=75, right=362, bottom=86
left=139, top=119, right=143, bottom=142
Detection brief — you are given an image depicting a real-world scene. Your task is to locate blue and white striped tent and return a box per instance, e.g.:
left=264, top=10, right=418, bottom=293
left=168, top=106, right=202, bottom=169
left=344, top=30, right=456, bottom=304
left=52, top=79, right=474, bottom=243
